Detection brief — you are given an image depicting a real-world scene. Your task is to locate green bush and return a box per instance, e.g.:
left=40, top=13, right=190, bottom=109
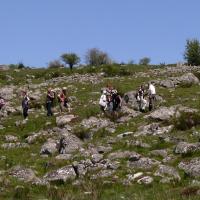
left=178, top=82, right=193, bottom=88
left=102, top=65, right=120, bottom=76
left=173, top=111, right=200, bottom=130
left=73, top=126, right=91, bottom=140
left=13, top=186, right=30, bottom=200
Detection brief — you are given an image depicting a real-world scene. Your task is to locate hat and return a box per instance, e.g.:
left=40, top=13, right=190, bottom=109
left=62, top=87, right=67, bottom=90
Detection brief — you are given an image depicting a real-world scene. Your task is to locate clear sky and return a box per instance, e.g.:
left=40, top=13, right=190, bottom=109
left=0, top=0, right=200, bottom=67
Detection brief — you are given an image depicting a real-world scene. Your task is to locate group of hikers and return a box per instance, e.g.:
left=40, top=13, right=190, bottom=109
left=22, top=87, right=70, bottom=120
left=0, top=81, right=156, bottom=121
left=99, top=85, right=122, bottom=114
left=99, top=82, right=156, bottom=114
left=0, top=87, right=70, bottom=120
left=135, top=82, right=156, bottom=112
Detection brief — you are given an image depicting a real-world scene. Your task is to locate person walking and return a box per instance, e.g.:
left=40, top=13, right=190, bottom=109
left=57, top=87, right=69, bottom=113
left=21, top=91, right=30, bottom=120
left=99, top=90, right=107, bottom=113
left=46, top=88, right=55, bottom=116
left=148, top=82, right=156, bottom=111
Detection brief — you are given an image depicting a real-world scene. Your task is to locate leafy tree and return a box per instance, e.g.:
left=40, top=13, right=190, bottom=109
left=85, top=48, right=111, bottom=66
left=61, top=53, right=80, bottom=70
left=184, top=39, right=200, bottom=66
left=139, top=57, right=151, bottom=65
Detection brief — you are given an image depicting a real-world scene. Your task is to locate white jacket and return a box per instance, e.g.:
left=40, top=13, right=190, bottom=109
left=99, top=94, right=107, bottom=107
left=148, top=84, right=156, bottom=95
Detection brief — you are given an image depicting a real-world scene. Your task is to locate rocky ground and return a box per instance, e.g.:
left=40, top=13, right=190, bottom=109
left=1, top=65, right=200, bottom=199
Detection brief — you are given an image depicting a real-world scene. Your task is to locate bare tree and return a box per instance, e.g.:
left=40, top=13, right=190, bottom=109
left=85, top=48, right=111, bottom=66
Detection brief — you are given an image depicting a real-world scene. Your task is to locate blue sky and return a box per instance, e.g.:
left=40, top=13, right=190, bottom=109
left=0, top=0, right=200, bottom=67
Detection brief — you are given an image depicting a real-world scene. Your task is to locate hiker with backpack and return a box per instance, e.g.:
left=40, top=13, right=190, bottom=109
left=148, top=82, right=156, bottom=111
left=21, top=91, right=30, bottom=120
left=46, top=88, right=55, bottom=116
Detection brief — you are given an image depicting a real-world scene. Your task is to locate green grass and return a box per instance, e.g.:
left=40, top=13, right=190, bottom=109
left=1, top=65, right=200, bottom=199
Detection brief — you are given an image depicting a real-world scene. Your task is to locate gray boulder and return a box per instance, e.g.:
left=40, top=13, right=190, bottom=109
left=179, top=158, right=200, bottom=177
left=154, top=165, right=181, bottom=181
left=56, top=115, right=76, bottom=127
left=40, top=138, right=58, bottom=155
left=144, top=105, right=197, bottom=121
left=81, top=117, right=115, bottom=132
left=58, top=134, right=82, bottom=154
left=128, top=157, right=160, bottom=170
left=44, top=165, right=76, bottom=182
left=135, top=123, right=173, bottom=136
left=9, top=166, right=36, bottom=182
left=108, top=151, right=141, bottom=160
left=174, top=142, right=200, bottom=154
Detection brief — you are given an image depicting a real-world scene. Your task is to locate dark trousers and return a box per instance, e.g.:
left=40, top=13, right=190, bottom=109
left=46, top=102, right=53, bottom=116
left=149, top=95, right=156, bottom=111
left=23, top=107, right=28, bottom=119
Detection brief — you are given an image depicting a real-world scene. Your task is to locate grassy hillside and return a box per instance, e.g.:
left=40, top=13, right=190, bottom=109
left=1, top=64, right=200, bottom=200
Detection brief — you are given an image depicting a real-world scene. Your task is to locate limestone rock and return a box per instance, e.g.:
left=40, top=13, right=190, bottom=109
left=56, top=115, right=76, bottom=127
left=44, top=165, right=76, bottom=182
left=174, top=142, right=200, bottom=155
left=179, top=158, right=200, bottom=177
left=10, top=166, right=36, bottom=182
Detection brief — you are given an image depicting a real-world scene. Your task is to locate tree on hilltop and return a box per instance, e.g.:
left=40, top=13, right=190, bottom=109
left=85, top=48, right=111, bottom=66
left=61, top=53, right=80, bottom=70
left=184, top=39, right=200, bottom=66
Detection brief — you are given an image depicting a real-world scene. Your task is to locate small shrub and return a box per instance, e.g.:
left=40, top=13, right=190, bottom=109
left=173, top=111, right=200, bottom=130
left=102, top=65, right=120, bottom=76
left=13, top=186, right=30, bottom=200
left=73, top=126, right=91, bottom=140
left=178, top=82, right=193, bottom=88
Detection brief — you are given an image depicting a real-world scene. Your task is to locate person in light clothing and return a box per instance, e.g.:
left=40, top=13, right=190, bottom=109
left=148, top=82, right=156, bottom=111
left=99, top=90, right=107, bottom=112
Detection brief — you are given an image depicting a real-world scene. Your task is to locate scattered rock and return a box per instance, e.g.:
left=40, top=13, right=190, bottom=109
left=1, top=143, right=29, bottom=149
left=137, top=176, right=153, bottom=184
left=144, top=105, right=197, bottom=121
left=44, top=165, right=76, bottom=182
left=56, top=115, right=77, bottom=127
left=174, top=142, right=200, bottom=154
left=128, top=157, right=160, bottom=170
left=4, top=135, right=18, bottom=142
left=179, top=158, right=200, bottom=178
left=135, top=123, right=173, bottom=136
left=40, top=138, right=58, bottom=155
left=154, top=165, right=181, bottom=181
left=10, top=166, right=36, bottom=182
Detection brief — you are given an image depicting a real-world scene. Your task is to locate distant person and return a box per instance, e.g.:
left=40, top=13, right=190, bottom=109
left=148, top=82, right=156, bottom=111
left=112, top=90, right=122, bottom=112
left=140, top=94, right=147, bottom=112
left=46, top=88, right=55, bottom=116
left=0, top=96, right=5, bottom=110
left=99, top=90, right=107, bottom=112
left=57, top=87, right=70, bottom=113
left=21, top=91, right=30, bottom=120
left=136, top=85, right=146, bottom=112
